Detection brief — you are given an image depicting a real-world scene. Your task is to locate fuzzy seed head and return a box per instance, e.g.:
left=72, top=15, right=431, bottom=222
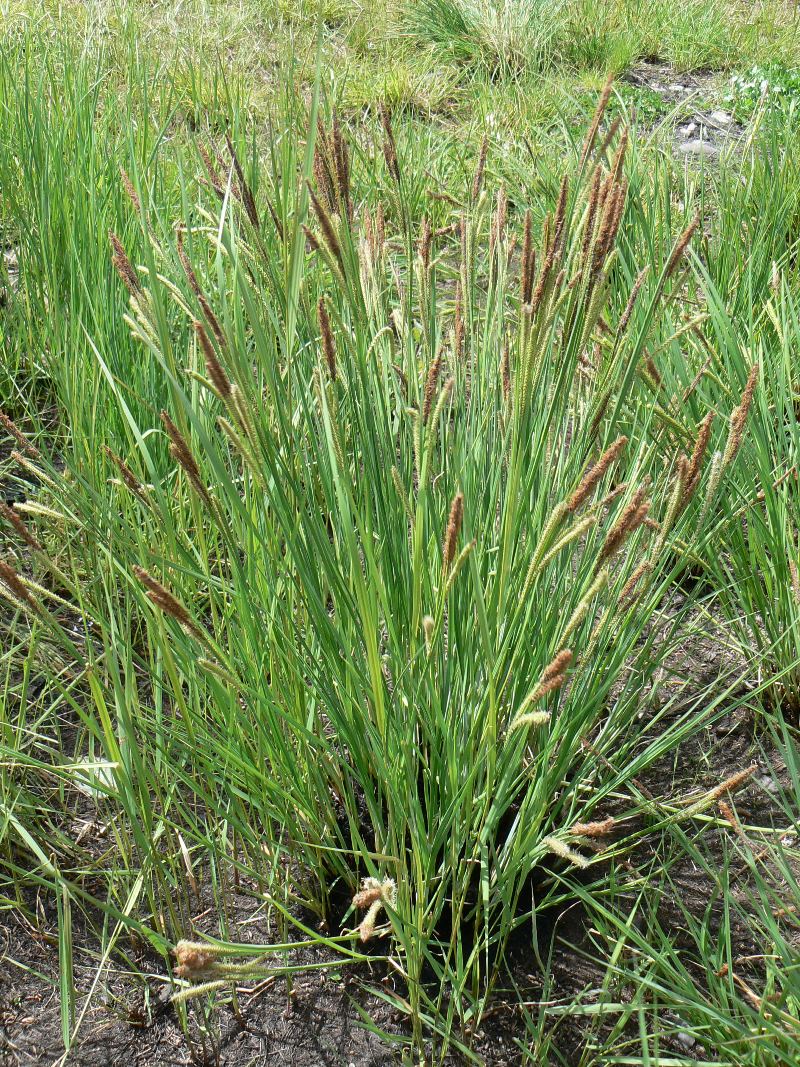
left=317, top=298, right=337, bottom=381
left=568, top=436, right=628, bottom=513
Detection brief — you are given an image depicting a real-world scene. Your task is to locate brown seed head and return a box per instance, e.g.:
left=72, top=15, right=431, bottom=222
left=109, top=231, right=141, bottom=295
left=422, top=354, right=443, bottom=425
left=176, top=225, right=201, bottom=297
left=225, top=132, right=260, bottom=230
left=708, top=763, right=758, bottom=802
left=724, top=364, right=759, bottom=466
left=160, top=411, right=210, bottom=506
left=570, top=816, right=615, bottom=838
left=665, top=214, right=700, bottom=281
left=618, top=560, right=653, bottom=604
left=352, top=884, right=383, bottom=909
left=119, top=166, right=141, bottom=214
left=133, top=565, right=203, bottom=641
left=540, top=649, right=573, bottom=685
left=443, top=492, right=464, bottom=571
left=380, top=104, right=400, bottom=183
left=683, top=411, right=715, bottom=501
left=599, top=487, right=650, bottom=562
left=500, top=341, right=511, bottom=402
left=596, top=115, right=622, bottom=160
left=618, top=267, right=649, bottom=335
left=454, top=281, right=464, bottom=361
left=567, top=436, right=628, bottom=512
left=195, top=320, right=231, bottom=399
left=318, top=297, right=337, bottom=382
left=528, top=673, right=567, bottom=703
left=418, top=216, right=432, bottom=270
left=492, top=184, right=507, bottom=252
left=197, top=143, right=226, bottom=199
left=0, top=412, right=41, bottom=459
left=174, top=940, right=215, bottom=978
left=332, top=111, right=352, bottom=222
left=0, top=503, right=42, bottom=551
left=579, top=73, right=614, bottom=168
left=308, top=184, right=345, bottom=274
left=104, top=446, right=144, bottom=496
left=608, top=126, right=629, bottom=185
left=0, top=560, right=34, bottom=606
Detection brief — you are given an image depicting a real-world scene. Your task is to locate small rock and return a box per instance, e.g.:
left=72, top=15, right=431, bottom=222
left=676, top=1031, right=697, bottom=1049
left=679, top=139, right=720, bottom=159
left=709, top=109, right=734, bottom=126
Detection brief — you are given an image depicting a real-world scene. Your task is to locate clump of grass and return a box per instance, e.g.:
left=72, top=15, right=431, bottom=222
left=406, top=0, right=569, bottom=74
left=0, top=76, right=760, bottom=1057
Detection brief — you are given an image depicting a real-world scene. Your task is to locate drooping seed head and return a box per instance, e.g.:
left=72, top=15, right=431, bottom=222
left=133, top=565, right=204, bottom=641
left=0, top=502, right=42, bottom=551
left=0, top=560, right=35, bottom=607
left=0, top=411, right=41, bottom=459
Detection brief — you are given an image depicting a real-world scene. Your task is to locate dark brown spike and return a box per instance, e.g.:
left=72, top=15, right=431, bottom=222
left=332, top=111, right=352, bottom=221
left=380, top=103, right=400, bottom=184
left=0, top=412, right=41, bottom=459
left=195, top=321, right=231, bottom=399
left=225, top=132, right=260, bottom=230
left=318, top=297, right=337, bottom=381
left=133, top=566, right=204, bottom=641
left=109, top=231, right=141, bottom=295
left=683, top=412, right=715, bottom=501
left=422, top=354, right=443, bottom=424
left=500, top=341, right=511, bottom=402
left=617, top=267, right=649, bottom=335
left=103, top=446, right=145, bottom=497
left=197, top=143, right=226, bottom=198
left=160, top=411, right=211, bottom=506
left=0, top=560, right=34, bottom=607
